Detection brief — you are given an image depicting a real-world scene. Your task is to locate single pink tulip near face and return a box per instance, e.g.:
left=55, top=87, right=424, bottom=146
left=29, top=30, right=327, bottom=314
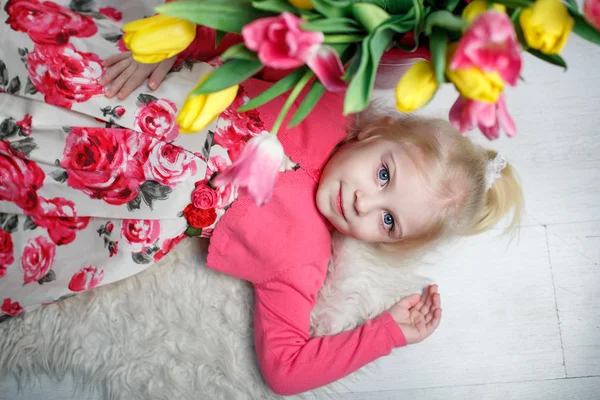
left=212, top=133, right=285, bottom=206
left=449, top=93, right=516, bottom=140
left=450, top=11, right=522, bottom=86
left=584, top=0, right=600, bottom=31
left=242, top=12, right=346, bottom=92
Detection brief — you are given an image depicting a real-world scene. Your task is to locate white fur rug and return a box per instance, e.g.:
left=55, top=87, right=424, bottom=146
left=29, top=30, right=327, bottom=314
left=0, top=234, right=430, bottom=400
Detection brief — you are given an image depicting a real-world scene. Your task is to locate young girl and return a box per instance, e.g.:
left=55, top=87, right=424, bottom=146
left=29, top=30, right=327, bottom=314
left=100, top=31, right=522, bottom=396
left=0, top=1, right=522, bottom=395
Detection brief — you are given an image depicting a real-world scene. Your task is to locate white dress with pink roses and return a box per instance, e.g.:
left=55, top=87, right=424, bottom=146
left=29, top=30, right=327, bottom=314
left=0, top=0, right=266, bottom=321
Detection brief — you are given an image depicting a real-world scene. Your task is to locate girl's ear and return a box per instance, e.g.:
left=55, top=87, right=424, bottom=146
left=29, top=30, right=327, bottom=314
left=356, top=116, right=393, bottom=141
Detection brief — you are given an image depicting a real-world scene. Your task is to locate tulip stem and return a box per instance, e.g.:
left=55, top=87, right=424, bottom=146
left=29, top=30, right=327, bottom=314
left=271, top=70, right=314, bottom=136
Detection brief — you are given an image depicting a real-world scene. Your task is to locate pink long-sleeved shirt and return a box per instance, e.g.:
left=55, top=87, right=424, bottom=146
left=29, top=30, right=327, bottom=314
left=206, top=80, right=407, bottom=396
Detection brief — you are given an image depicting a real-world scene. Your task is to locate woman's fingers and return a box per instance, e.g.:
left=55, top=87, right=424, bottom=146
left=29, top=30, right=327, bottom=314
left=103, top=51, right=132, bottom=68
left=100, top=57, right=131, bottom=87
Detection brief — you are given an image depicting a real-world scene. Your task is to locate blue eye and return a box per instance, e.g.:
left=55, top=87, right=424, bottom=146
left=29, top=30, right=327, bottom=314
left=378, top=167, right=389, bottom=184
left=383, top=212, right=394, bottom=230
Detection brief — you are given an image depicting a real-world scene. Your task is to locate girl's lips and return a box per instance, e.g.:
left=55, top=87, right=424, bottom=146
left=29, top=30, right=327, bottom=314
left=336, top=186, right=345, bottom=219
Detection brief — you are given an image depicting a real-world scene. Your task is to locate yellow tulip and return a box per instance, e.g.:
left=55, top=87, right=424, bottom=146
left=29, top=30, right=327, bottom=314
left=123, top=15, right=196, bottom=64
left=395, top=61, right=439, bottom=112
left=462, top=0, right=507, bottom=23
left=177, top=73, right=239, bottom=134
left=289, top=0, right=314, bottom=10
left=519, top=0, right=574, bottom=54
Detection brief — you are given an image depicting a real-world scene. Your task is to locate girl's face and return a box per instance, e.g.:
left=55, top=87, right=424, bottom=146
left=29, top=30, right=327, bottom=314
left=316, top=136, right=438, bottom=243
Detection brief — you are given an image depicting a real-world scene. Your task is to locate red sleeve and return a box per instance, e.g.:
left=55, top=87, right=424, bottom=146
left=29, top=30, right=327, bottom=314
left=253, top=264, right=407, bottom=396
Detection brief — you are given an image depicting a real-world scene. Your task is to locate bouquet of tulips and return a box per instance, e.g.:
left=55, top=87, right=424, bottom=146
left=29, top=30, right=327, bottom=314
left=124, top=0, right=600, bottom=139
left=122, top=0, right=600, bottom=204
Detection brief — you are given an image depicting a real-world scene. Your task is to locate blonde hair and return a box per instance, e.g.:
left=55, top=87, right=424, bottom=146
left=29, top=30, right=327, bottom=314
left=346, top=114, right=523, bottom=252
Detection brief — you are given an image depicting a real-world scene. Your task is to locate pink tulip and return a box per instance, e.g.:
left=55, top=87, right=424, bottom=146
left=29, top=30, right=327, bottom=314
left=212, top=132, right=284, bottom=206
left=306, top=45, right=347, bottom=92
left=242, top=12, right=346, bottom=92
left=449, top=93, right=516, bottom=140
left=584, top=0, right=600, bottom=30
left=450, top=11, right=522, bottom=86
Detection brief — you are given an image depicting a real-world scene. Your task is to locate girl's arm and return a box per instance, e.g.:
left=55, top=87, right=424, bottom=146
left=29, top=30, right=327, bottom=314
left=253, top=263, right=407, bottom=396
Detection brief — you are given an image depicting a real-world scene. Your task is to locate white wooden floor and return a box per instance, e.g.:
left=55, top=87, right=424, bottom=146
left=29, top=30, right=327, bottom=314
left=2, top=17, right=600, bottom=400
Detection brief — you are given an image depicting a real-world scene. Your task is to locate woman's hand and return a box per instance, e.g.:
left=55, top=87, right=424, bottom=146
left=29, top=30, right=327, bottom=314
left=388, top=284, right=442, bottom=345
left=100, top=52, right=177, bottom=100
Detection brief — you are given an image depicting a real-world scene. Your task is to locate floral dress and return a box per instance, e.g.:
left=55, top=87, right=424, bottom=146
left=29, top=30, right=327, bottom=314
left=0, top=0, right=264, bottom=320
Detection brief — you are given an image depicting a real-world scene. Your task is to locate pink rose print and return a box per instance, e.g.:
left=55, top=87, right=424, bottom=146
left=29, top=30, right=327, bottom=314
left=1, top=298, right=23, bottom=316
left=134, top=98, right=180, bottom=142
left=0, top=228, right=15, bottom=269
left=220, top=88, right=264, bottom=134
left=31, top=197, right=91, bottom=245
left=192, top=184, right=218, bottom=210
left=98, top=6, right=122, bottom=22
left=0, top=140, right=46, bottom=212
left=106, top=222, right=114, bottom=234
left=117, top=36, right=128, bottom=53
left=108, top=240, right=118, bottom=257
left=5, top=0, right=97, bottom=45
left=61, top=127, right=145, bottom=205
left=27, top=44, right=104, bottom=109
left=21, top=235, right=56, bottom=284
left=214, top=125, right=249, bottom=162
left=121, top=219, right=161, bottom=252
left=215, top=89, right=264, bottom=162
left=144, top=142, right=197, bottom=188
left=68, top=266, right=104, bottom=292
left=200, top=228, right=213, bottom=239
left=201, top=155, right=238, bottom=209
left=153, top=233, right=187, bottom=262
left=16, top=114, right=32, bottom=136
left=0, top=266, right=6, bottom=279
left=113, top=106, right=126, bottom=117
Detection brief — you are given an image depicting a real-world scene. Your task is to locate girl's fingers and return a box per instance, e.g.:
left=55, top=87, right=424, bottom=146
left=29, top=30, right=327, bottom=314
left=397, top=293, right=421, bottom=309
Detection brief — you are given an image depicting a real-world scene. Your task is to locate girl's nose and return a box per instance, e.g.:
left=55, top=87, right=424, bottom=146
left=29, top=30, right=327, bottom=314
left=354, top=190, right=377, bottom=216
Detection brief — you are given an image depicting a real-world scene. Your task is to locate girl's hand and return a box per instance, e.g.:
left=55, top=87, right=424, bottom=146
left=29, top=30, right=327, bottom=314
left=388, top=284, right=442, bottom=345
left=100, top=52, right=177, bottom=100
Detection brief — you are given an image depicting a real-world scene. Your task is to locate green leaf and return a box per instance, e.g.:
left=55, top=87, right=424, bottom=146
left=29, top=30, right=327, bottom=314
left=238, top=68, right=306, bottom=111
left=344, top=28, right=394, bottom=115
left=565, top=0, right=578, bottom=11
left=312, top=0, right=351, bottom=18
left=324, top=33, right=365, bottom=43
left=220, top=43, right=258, bottom=61
left=252, top=0, right=297, bottom=13
left=429, top=27, right=448, bottom=84
left=271, top=70, right=314, bottom=134
left=424, top=10, right=468, bottom=35
left=193, top=59, right=263, bottom=95
left=489, top=0, right=533, bottom=7
left=288, top=81, right=326, bottom=127
left=570, top=11, right=600, bottom=46
left=411, top=0, right=425, bottom=48
left=215, top=30, right=227, bottom=48
left=301, top=17, right=363, bottom=33
left=351, top=2, right=390, bottom=32
left=444, top=0, right=462, bottom=11
left=357, top=0, right=414, bottom=13
left=155, top=0, right=271, bottom=33
left=185, top=226, right=203, bottom=237
left=527, top=48, right=568, bottom=70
